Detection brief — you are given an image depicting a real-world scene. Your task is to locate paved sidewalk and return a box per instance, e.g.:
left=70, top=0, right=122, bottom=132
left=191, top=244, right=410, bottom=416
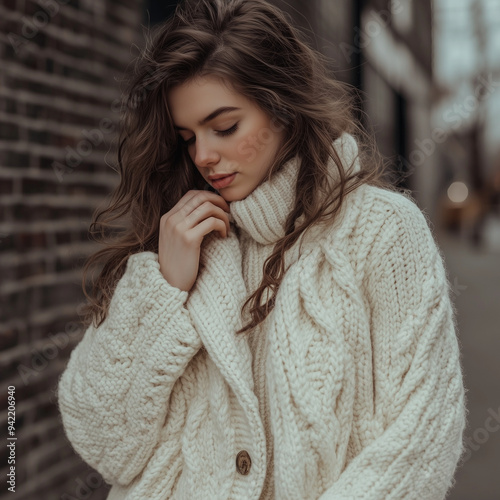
left=435, top=229, right=500, bottom=500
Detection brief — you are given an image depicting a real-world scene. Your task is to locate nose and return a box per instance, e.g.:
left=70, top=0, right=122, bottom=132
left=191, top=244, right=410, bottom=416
left=193, top=136, right=219, bottom=168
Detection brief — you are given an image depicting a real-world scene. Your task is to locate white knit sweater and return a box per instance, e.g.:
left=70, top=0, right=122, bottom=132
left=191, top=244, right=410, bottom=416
left=57, top=133, right=466, bottom=500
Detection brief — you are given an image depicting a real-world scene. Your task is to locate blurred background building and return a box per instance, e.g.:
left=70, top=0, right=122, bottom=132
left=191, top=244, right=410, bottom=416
left=0, top=0, right=498, bottom=499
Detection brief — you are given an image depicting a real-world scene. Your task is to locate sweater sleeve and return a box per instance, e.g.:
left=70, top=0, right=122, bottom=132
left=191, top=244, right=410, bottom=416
left=56, top=251, right=202, bottom=486
left=319, top=196, right=467, bottom=500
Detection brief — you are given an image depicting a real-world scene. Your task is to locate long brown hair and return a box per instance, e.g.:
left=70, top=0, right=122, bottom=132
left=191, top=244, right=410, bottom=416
left=80, top=0, right=404, bottom=334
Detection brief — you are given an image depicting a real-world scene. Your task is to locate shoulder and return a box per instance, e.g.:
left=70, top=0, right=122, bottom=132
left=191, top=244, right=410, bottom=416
left=360, top=185, right=438, bottom=252
left=323, top=182, right=432, bottom=241
left=350, top=186, right=446, bottom=293
left=368, top=183, right=431, bottom=223
left=318, top=184, right=440, bottom=272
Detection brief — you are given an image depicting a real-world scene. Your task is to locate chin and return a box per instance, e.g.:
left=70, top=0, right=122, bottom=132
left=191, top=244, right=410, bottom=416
left=228, top=190, right=253, bottom=203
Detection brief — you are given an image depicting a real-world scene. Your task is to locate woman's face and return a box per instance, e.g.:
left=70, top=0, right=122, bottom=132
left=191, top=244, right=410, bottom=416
left=167, top=75, right=286, bottom=202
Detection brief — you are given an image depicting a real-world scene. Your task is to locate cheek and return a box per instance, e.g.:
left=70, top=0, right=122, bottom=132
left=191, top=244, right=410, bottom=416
left=233, top=129, right=269, bottom=165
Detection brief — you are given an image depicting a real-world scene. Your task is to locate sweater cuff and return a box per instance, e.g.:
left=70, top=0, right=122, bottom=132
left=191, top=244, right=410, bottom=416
left=115, top=251, right=190, bottom=313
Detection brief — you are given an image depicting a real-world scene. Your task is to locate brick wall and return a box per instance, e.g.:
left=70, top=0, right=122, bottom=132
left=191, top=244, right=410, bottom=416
left=0, top=0, right=144, bottom=498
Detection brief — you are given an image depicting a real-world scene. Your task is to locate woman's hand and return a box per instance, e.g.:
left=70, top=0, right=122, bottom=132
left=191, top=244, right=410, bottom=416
left=158, top=190, right=231, bottom=292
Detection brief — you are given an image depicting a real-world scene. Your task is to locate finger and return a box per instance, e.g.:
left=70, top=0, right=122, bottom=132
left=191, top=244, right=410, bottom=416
left=170, top=191, right=230, bottom=220
left=189, top=202, right=231, bottom=236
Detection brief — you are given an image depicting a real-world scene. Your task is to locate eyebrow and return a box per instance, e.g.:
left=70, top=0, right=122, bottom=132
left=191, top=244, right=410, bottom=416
left=174, top=106, right=241, bottom=131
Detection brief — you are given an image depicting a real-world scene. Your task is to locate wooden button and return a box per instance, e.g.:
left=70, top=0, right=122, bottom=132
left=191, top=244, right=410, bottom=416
left=236, top=450, right=252, bottom=475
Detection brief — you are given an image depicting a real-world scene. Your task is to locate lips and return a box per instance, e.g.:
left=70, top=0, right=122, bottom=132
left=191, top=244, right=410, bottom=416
left=211, top=173, right=237, bottom=189
left=208, top=173, right=235, bottom=181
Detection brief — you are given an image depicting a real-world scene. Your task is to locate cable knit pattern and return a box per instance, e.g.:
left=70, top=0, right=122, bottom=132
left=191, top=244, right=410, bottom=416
left=57, top=132, right=466, bottom=500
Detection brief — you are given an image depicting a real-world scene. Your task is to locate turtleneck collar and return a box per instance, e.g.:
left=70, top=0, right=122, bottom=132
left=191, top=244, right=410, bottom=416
left=228, top=132, right=361, bottom=246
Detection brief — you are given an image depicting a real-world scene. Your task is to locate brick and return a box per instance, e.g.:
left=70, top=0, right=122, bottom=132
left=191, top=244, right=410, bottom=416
left=0, top=98, right=17, bottom=113
left=15, top=231, right=48, bottom=250
left=11, top=202, right=38, bottom=219
left=55, top=231, right=72, bottom=245
left=28, top=128, right=51, bottom=143
left=19, top=260, right=47, bottom=280
left=11, top=204, right=77, bottom=221
left=0, top=177, right=14, bottom=194
left=39, top=282, right=82, bottom=309
left=0, top=327, right=22, bottom=350
left=1, top=258, right=29, bottom=281
left=21, top=177, right=58, bottom=194
left=25, top=102, right=45, bottom=118
left=0, top=233, right=15, bottom=251
left=0, top=290, right=24, bottom=322
left=0, top=122, right=20, bottom=140
left=4, top=150, right=30, bottom=166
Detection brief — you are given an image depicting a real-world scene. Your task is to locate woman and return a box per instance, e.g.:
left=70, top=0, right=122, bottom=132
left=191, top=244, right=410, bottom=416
left=57, top=0, right=467, bottom=499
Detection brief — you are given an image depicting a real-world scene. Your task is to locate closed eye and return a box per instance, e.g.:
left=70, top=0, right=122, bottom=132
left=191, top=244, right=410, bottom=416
left=181, top=123, right=239, bottom=146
